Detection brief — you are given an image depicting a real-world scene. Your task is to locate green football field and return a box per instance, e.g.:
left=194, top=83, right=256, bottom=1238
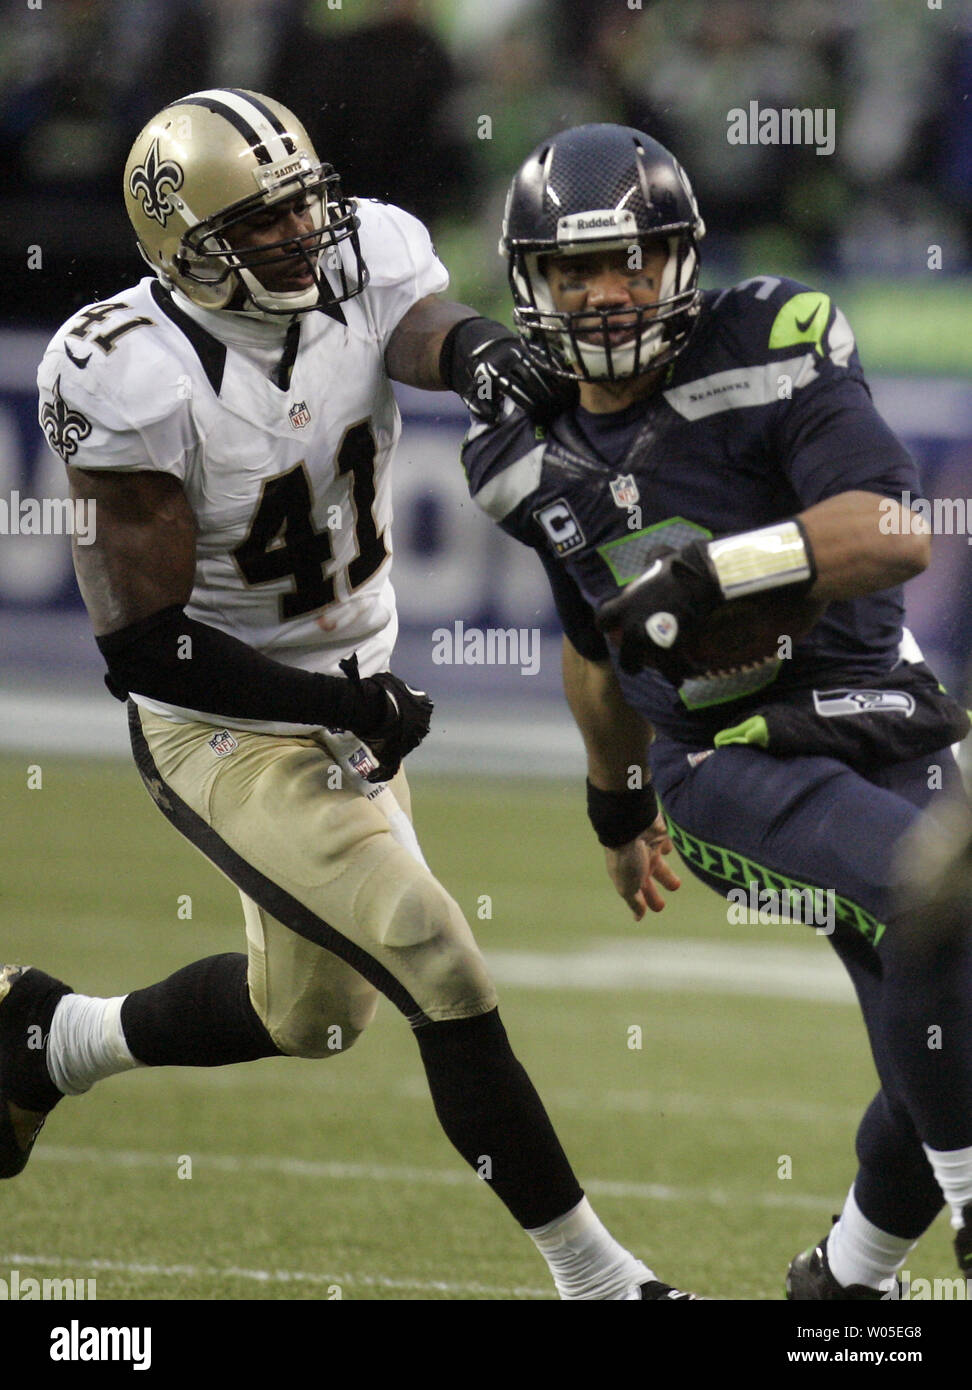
left=0, top=752, right=959, bottom=1302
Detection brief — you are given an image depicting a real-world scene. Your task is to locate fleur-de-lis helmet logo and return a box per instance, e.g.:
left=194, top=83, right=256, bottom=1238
left=41, top=376, right=93, bottom=461
left=128, top=137, right=185, bottom=227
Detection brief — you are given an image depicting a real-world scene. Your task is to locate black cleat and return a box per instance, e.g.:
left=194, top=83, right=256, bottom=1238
left=787, top=1234, right=896, bottom=1300
left=0, top=965, right=72, bottom=1178
left=637, top=1278, right=703, bottom=1300
left=955, top=1203, right=972, bottom=1276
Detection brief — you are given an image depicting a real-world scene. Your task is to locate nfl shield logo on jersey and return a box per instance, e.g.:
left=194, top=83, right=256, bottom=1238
left=609, top=474, right=639, bottom=508
left=208, top=729, right=239, bottom=758
left=349, top=745, right=379, bottom=778
left=289, top=400, right=311, bottom=430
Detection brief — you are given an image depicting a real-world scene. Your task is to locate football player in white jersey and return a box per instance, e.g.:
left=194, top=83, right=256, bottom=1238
left=13, top=90, right=696, bottom=1300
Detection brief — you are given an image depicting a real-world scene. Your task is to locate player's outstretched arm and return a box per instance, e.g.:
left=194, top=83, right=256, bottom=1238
left=68, top=468, right=431, bottom=781
left=561, top=636, right=680, bottom=919
left=383, top=295, right=483, bottom=391
left=385, top=294, right=577, bottom=423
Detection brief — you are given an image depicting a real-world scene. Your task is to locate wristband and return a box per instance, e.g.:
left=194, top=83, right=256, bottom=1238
left=586, top=778, right=659, bottom=849
left=705, top=518, right=816, bottom=600
left=439, top=318, right=495, bottom=389
left=438, top=315, right=506, bottom=392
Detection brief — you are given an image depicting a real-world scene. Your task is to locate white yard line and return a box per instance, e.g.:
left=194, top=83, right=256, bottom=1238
left=33, top=1144, right=836, bottom=1212
left=0, top=1249, right=549, bottom=1299
left=0, top=688, right=582, bottom=775
left=488, top=939, right=856, bottom=1004
left=389, top=1075, right=863, bottom=1125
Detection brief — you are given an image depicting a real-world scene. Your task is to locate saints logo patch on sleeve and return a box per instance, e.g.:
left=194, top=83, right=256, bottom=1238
left=40, top=376, right=93, bottom=461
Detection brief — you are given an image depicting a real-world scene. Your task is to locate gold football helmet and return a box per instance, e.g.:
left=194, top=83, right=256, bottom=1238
left=123, top=88, right=367, bottom=317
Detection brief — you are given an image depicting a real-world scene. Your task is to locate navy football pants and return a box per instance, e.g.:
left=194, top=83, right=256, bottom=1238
left=650, top=737, right=972, bottom=1238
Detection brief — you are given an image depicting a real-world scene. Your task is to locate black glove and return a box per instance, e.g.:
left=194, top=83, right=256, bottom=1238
left=596, top=542, right=721, bottom=681
left=439, top=316, right=578, bottom=424
left=339, top=655, right=434, bottom=782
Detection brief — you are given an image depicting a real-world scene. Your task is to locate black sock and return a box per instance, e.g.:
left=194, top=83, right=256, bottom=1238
left=120, top=954, right=282, bottom=1066
left=413, top=1007, right=584, bottom=1228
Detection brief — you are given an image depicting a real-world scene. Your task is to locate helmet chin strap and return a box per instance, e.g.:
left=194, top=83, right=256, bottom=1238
left=236, top=266, right=322, bottom=319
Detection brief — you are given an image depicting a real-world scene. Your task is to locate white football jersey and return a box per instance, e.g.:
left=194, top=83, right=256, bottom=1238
left=37, top=200, right=448, bottom=733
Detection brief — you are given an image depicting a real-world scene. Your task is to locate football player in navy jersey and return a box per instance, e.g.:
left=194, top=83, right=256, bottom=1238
left=462, top=123, right=972, bottom=1297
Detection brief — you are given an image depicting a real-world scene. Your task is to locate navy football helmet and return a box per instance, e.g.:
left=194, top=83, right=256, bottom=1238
left=500, top=125, right=705, bottom=380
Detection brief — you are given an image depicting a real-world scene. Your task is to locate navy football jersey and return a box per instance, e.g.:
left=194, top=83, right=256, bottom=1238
left=461, top=276, right=919, bottom=744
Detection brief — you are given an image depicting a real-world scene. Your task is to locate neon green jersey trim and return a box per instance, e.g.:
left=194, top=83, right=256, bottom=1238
left=768, top=291, right=831, bottom=356
left=714, top=715, right=771, bottom=748
left=662, top=809, right=886, bottom=945
left=598, top=516, right=711, bottom=587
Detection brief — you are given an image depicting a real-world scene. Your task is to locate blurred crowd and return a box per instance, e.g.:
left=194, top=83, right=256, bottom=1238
left=1, top=0, right=970, bottom=320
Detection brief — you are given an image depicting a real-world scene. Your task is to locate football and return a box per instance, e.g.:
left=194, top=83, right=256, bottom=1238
left=684, top=591, right=827, bottom=677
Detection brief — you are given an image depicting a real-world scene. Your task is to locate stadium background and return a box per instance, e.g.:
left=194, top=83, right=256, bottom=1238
left=2, top=0, right=972, bottom=1306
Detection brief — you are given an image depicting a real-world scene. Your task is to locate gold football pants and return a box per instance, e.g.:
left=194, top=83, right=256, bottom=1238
left=128, top=703, right=497, bottom=1057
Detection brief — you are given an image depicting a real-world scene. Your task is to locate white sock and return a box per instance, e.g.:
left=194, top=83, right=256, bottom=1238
left=923, top=1142, right=972, bottom=1229
left=526, top=1196, right=653, bottom=1299
left=46, top=994, right=144, bottom=1096
left=826, top=1186, right=915, bottom=1291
